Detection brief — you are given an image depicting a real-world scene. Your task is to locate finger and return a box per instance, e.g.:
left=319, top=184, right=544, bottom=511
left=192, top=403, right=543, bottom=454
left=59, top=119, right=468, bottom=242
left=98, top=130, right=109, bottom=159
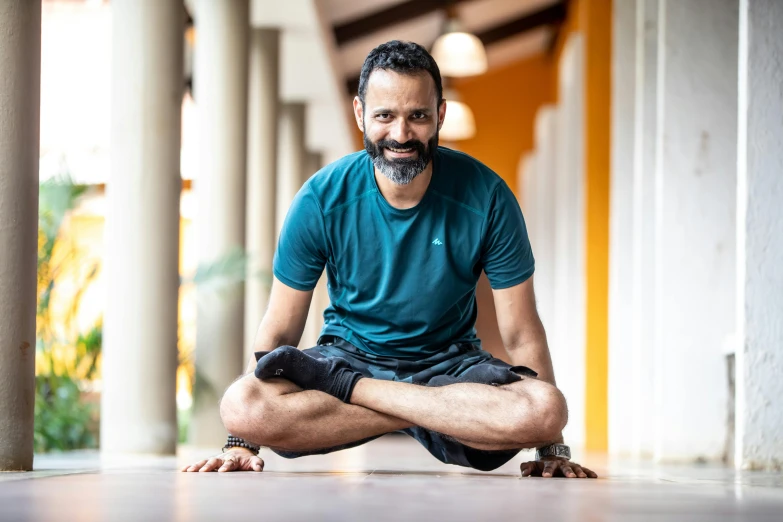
left=542, top=460, right=557, bottom=478
left=218, top=458, right=237, bottom=473
left=571, top=465, right=588, bottom=478
left=199, top=457, right=221, bottom=472
left=560, top=464, right=576, bottom=478
left=184, top=460, right=208, bottom=472
left=520, top=462, right=535, bottom=477
left=581, top=466, right=598, bottom=478
left=251, top=457, right=265, bottom=472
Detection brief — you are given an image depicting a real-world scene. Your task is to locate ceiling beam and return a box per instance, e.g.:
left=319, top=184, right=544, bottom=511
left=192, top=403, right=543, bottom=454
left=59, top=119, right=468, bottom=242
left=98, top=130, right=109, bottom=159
left=343, top=2, right=568, bottom=95
left=333, top=0, right=470, bottom=46
left=474, top=2, right=565, bottom=46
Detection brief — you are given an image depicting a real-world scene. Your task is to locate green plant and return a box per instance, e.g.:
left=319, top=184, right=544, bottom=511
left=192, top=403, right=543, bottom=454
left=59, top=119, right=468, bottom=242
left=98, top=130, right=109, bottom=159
left=34, top=176, right=256, bottom=451
left=34, top=375, right=97, bottom=452
left=34, top=177, right=102, bottom=452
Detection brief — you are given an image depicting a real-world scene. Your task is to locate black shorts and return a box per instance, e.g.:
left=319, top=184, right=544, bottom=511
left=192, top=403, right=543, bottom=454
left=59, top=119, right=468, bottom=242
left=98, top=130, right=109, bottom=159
left=269, top=336, right=538, bottom=472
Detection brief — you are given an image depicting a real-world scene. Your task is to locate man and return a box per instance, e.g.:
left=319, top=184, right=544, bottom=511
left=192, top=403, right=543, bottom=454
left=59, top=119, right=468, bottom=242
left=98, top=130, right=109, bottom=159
left=183, top=40, right=596, bottom=479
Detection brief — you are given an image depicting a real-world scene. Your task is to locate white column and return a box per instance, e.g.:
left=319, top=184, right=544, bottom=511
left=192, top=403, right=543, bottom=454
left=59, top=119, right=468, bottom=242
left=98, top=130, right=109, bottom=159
left=190, top=0, right=250, bottom=447
left=653, top=0, right=738, bottom=461
left=102, top=0, right=183, bottom=455
left=630, top=0, right=660, bottom=460
left=0, top=0, right=41, bottom=471
left=301, top=151, right=326, bottom=349
left=305, top=151, right=323, bottom=179
left=520, top=152, right=537, bottom=224
left=552, top=34, right=586, bottom=449
left=533, top=106, right=557, bottom=335
left=608, top=0, right=637, bottom=458
left=276, top=102, right=307, bottom=235
left=735, top=0, right=783, bottom=471
left=244, top=28, right=280, bottom=361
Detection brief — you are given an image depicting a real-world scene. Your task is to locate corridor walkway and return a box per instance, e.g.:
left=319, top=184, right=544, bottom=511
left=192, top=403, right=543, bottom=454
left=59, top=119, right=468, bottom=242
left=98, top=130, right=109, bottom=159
left=1, top=435, right=782, bottom=521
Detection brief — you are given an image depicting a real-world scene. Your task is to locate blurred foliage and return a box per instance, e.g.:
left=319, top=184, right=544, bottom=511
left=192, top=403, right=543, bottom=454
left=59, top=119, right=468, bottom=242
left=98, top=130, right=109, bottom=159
left=35, top=177, right=102, bottom=452
left=34, top=177, right=253, bottom=451
left=34, top=375, right=98, bottom=452
left=178, top=245, right=254, bottom=428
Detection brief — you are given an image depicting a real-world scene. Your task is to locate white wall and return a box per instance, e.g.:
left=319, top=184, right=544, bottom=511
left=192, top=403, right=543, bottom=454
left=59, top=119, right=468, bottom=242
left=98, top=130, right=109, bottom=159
left=608, top=0, right=637, bottom=458
left=630, top=0, right=660, bottom=460
left=735, top=0, right=783, bottom=471
left=533, top=106, right=558, bottom=336
left=551, top=34, right=586, bottom=449
left=652, top=0, right=738, bottom=462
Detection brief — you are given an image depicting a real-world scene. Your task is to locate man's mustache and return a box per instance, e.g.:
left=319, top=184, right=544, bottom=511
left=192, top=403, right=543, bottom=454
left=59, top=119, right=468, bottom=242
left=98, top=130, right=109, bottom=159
left=376, top=139, right=426, bottom=153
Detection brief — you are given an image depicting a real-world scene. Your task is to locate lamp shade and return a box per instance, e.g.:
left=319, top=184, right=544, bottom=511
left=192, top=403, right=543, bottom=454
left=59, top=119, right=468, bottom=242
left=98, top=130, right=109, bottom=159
left=440, top=99, right=476, bottom=141
left=431, top=31, right=488, bottom=77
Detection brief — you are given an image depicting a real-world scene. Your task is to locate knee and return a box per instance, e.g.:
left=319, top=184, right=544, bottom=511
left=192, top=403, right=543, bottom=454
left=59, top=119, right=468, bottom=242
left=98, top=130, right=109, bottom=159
left=529, top=382, right=568, bottom=442
left=219, top=375, right=279, bottom=445
left=509, top=381, right=568, bottom=444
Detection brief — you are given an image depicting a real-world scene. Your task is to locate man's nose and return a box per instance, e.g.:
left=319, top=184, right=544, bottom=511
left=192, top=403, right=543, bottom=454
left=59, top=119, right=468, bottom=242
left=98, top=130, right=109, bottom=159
left=389, top=117, right=412, bottom=143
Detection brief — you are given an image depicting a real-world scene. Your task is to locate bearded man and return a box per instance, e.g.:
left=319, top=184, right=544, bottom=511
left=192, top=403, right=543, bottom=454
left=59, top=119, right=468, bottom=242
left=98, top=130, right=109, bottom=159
left=183, top=40, right=596, bottom=479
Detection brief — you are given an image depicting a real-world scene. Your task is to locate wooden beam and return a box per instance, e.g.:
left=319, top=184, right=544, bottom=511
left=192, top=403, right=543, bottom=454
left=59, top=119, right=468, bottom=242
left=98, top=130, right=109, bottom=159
left=343, top=2, right=568, bottom=95
left=475, top=2, right=566, bottom=46
left=333, top=0, right=469, bottom=46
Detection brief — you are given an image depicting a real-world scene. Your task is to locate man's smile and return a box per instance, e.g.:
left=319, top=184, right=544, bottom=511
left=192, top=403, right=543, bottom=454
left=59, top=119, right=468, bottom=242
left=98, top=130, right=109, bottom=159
left=384, top=146, right=418, bottom=159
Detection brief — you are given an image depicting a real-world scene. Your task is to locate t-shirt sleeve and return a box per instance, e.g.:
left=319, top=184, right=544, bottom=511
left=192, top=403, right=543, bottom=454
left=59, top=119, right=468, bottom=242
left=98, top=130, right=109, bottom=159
left=273, top=185, right=327, bottom=291
left=480, top=182, right=535, bottom=289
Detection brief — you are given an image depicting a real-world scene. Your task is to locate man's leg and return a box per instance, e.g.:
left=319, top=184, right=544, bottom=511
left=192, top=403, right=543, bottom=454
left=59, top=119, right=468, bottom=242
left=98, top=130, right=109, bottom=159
left=220, top=373, right=413, bottom=452
left=350, top=377, right=567, bottom=451
left=221, top=369, right=566, bottom=454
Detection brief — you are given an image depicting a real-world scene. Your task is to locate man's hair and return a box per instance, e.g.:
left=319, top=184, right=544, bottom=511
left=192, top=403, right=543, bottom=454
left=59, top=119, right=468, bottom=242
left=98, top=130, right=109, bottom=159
left=357, top=40, right=443, bottom=107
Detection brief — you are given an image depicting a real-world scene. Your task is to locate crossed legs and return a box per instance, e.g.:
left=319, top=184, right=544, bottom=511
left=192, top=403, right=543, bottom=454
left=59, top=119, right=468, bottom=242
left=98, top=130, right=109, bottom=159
left=220, top=367, right=567, bottom=453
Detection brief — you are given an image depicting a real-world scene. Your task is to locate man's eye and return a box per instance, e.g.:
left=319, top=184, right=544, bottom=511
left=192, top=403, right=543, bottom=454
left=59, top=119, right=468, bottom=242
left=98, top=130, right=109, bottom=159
left=412, top=112, right=427, bottom=120
left=376, top=113, right=391, bottom=120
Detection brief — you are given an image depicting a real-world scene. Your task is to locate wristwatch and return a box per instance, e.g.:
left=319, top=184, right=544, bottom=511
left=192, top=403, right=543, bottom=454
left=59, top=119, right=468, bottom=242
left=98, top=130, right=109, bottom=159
left=535, top=443, right=571, bottom=461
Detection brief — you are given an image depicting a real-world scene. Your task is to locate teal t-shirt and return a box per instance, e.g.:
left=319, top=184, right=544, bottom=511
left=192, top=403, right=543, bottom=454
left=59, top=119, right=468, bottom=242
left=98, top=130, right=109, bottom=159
left=273, top=147, right=535, bottom=359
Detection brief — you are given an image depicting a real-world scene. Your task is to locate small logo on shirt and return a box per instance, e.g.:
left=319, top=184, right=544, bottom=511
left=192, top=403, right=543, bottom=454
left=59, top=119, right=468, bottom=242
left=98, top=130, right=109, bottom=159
left=432, top=238, right=443, bottom=246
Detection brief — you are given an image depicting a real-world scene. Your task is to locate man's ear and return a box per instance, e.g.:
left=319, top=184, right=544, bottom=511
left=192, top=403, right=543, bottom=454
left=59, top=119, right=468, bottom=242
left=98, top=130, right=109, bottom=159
left=352, top=96, right=364, bottom=132
left=437, top=100, right=447, bottom=131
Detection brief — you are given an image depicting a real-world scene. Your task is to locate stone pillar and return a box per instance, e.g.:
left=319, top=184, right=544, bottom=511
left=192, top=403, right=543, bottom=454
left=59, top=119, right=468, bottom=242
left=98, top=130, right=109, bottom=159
left=102, top=0, right=183, bottom=455
left=735, top=0, right=783, bottom=471
left=301, top=151, right=326, bottom=349
left=608, top=0, right=636, bottom=457
left=244, top=28, right=280, bottom=361
left=533, top=106, right=557, bottom=334
left=0, top=0, right=41, bottom=471
left=520, top=152, right=537, bottom=226
left=305, top=151, right=323, bottom=182
left=653, top=0, right=738, bottom=461
left=630, top=0, right=660, bottom=460
left=276, top=102, right=307, bottom=235
left=552, top=34, right=586, bottom=449
left=190, top=0, right=250, bottom=447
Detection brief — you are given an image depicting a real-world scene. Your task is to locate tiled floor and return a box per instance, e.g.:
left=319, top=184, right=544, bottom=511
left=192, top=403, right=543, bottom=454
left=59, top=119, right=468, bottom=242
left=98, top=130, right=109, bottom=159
left=1, top=435, right=782, bottom=521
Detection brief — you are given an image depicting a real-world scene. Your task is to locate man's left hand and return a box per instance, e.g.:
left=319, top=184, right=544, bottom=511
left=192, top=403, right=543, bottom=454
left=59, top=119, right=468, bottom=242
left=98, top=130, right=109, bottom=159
left=520, top=457, right=598, bottom=478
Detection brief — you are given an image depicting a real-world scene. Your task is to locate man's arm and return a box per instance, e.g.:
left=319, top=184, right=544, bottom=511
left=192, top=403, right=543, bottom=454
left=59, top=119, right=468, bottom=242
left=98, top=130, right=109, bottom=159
left=244, top=276, right=315, bottom=373
left=493, top=275, right=567, bottom=447
left=492, top=275, right=556, bottom=386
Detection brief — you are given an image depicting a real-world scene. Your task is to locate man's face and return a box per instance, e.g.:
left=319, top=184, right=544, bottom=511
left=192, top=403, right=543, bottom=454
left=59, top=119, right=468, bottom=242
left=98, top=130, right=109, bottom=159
left=354, top=69, right=446, bottom=185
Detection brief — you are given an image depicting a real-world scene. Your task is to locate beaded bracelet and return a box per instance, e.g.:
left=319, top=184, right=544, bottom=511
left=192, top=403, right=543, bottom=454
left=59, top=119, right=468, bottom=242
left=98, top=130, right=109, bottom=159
left=222, top=434, right=261, bottom=456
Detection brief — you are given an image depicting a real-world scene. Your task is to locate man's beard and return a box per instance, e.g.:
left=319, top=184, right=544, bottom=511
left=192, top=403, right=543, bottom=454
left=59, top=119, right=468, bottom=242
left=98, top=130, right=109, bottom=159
left=364, top=128, right=438, bottom=186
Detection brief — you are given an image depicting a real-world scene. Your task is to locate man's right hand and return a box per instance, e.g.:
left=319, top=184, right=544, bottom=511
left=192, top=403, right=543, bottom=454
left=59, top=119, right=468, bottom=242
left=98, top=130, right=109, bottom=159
left=181, top=447, right=264, bottom=472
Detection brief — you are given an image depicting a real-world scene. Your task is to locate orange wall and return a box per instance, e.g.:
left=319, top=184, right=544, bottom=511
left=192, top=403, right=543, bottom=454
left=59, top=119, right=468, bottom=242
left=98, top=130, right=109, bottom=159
left=448, top=55, right=557, bottom=358
left=581, top=0, right=612, bottom=454
left=453, top=54, right=556, bottom=194
left=551, top=0, right=613, bottom=452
